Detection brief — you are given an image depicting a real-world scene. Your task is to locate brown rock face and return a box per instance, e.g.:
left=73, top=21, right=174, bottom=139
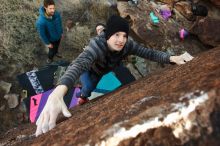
left=174, top=1, right=193, bottom=20
left=117, top=1, right=175, bottom=49
left=1, top=47, right=220, bottom=146
left=117, top=1, right=159, bottom=47
left=210, top=0, right=220, bottom=8
left=191, top=17, right=220, bottom=47
left=158, top=0, right=174, bottom=4
left=116, top=1, right=209, bottom=56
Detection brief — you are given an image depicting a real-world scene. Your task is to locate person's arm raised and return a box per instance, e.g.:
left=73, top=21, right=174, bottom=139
left=35, top=85, right=71, bottom=137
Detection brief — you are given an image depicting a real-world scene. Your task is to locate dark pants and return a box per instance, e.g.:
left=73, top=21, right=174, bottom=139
left=77, top=71, right=102, bottom=98
left=48, top=39, right=61, bottom=60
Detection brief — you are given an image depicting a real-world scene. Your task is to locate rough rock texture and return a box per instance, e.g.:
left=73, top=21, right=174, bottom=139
left=117, top=0, right=220, bottom=72
left=191, top=17, right=220, bottom=47
left=210, top=0, right=220, bottom=8
left=4, top=94, right=19, bottom=109
left=116, top=0, right=212, bottom=76
left=158, top=0, right=174, bottom=4
left=1, top=47, right=220, bottom=146
left=174, top=1, right=193, bottom=20
left=0, top=81, right=11, bottom=95
left=159, top=0, right=220, bottom=8
left=117, top=0, right=218, bottom=54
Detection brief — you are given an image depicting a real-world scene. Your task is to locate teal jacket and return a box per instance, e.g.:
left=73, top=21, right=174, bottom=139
left=36, top=6, right=63, bottom=45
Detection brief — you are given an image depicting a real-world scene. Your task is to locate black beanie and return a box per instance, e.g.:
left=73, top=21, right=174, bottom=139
left=105, top=15, right=129, bottom=40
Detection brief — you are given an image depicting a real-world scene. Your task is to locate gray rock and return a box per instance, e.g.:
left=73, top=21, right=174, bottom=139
left=135, top=57, right=149, bottom=76
left=4, top=94, right=19, bottom=109
left=0, top=105, right=5, bottom=111
left=0, top=81, right=12, bottom=94
left=126, top=63, right=142, bottom=80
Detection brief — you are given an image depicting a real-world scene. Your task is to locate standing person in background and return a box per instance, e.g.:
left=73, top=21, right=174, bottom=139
left=36, top=0, right=63, bottom=63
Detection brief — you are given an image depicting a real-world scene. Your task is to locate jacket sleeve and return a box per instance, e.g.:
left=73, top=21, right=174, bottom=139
left=126, top=38, right=171, bottom=64
left=36, top=22, right=50, bottom=45
left=58, top=39, right=100, bottom=90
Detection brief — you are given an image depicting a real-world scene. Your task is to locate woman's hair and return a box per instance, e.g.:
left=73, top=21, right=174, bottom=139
left=44, top=0, right=55, bottom=8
